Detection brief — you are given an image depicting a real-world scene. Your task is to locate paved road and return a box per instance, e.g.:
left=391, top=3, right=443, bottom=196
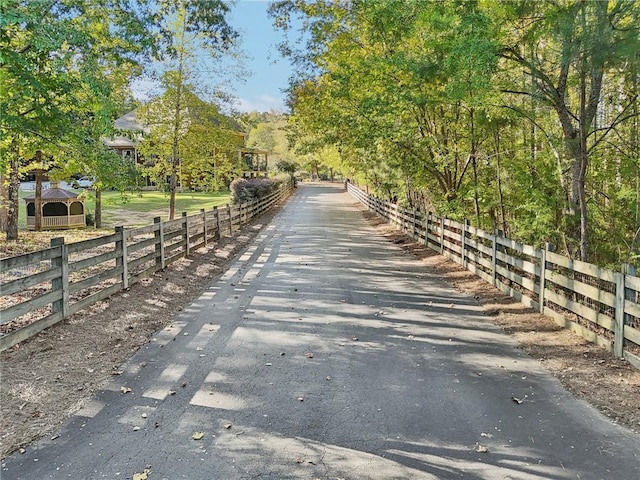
left=3, top=184, right=639, bottom=479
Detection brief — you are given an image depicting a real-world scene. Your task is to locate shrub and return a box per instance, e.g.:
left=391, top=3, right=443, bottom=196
left=230, top=177, right=282, bottom=204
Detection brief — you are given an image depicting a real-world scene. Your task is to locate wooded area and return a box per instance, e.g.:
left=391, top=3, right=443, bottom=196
left=271, top=0, right=640, bottom=269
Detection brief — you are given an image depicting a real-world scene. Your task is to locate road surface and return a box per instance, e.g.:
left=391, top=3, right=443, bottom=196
left=3, top=183, right=639, bottom=479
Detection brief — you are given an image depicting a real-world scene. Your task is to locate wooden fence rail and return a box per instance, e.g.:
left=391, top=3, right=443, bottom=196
left=0, top=183, right=293, bottom=351
left=347, top=183, right=640, bottom=369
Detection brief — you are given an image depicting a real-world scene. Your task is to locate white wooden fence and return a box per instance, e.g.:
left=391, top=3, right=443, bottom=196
left=348, top=183, right=640, bottom=369
left=0, top=184, right=293, bottom=351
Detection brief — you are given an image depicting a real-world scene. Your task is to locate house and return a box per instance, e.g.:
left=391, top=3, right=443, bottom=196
left=102, top=108, right=269, bottom=184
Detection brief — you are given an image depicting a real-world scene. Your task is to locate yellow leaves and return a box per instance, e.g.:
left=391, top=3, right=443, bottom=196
left=192, top=432, right=205, bottom=440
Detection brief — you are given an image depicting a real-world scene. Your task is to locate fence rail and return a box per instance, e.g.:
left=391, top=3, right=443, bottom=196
left=347, top=183, right=640, bottom=369
left=0, top=183, right=293, bottom=351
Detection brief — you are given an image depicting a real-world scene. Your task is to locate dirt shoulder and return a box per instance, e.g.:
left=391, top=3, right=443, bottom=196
left=360, top=208, right=640, bottom=435
left=1, top=195, right=638, bottom=461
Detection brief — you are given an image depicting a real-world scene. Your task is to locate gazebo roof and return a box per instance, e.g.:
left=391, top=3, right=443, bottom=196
left=24, top=186, right=80, bottom=202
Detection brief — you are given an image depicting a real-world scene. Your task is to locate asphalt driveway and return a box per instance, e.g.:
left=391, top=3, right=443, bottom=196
left=2, top=183, right=639, bottom=479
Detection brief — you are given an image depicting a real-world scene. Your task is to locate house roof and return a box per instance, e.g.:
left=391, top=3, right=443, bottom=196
left=114, top=109, right=147, bottom=132
left=102, top=136, right=137, bottom=148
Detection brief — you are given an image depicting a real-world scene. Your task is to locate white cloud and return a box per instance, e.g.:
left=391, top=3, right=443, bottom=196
left=234, top=94, right=286, bottom=113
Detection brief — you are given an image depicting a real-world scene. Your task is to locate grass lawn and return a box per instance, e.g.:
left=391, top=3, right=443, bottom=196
left=18, top=189, right=231, bottom=229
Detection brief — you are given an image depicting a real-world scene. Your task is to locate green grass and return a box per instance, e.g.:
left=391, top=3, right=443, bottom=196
left=18, top=189, right=231, bottom=229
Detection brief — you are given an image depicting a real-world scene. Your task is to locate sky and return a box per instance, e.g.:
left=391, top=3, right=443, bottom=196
left=132, top=1, right=297, bottom=113
left=227, top=0, right=294, bottom=113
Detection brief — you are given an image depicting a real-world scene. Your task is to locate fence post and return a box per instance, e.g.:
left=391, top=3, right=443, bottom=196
left=461, top=220, right=468, bottom=269
left=614, top=267, right=626, bottom=358
left=614, top=263, right=636, bottom=358
left=624, top=264, right=637, bottom=344
left=115, top=226, right=128, bottom=290
left=412, top=208, right=417, bottom=239
left=538, top=244, right=549, bottom=314
left=440, top=217, right=445, bottom=254
left=213, top=206, right=221, bottom=240
left=154, top=217, right=165, bottom=269
left=201, top=208, right=207, bottom=246
left=183, top=212, right=190, bottom=256
left=491, top=231, right=498, bottom=287
left=227, top=204, right=233, bottom=235
left=50, top=237, right=69, bottom=318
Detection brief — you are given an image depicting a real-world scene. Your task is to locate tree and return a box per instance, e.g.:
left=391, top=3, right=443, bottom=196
left=145, top=0, right=237, bottom=220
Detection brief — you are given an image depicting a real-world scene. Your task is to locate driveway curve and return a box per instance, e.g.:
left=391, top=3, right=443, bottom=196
left=3, top=183, right=639, bottom=479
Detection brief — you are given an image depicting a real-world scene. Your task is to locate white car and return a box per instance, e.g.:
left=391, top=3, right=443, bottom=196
left=72, top=176, right=95, bottom=189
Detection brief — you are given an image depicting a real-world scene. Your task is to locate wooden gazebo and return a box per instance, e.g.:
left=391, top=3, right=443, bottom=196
left=24, top=182, right=86, bottom=230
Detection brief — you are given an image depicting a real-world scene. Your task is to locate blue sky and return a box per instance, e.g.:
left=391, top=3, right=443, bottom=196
left=132, top=1, right=296, bottom=113
left=228, top=0, right=293, bottom=112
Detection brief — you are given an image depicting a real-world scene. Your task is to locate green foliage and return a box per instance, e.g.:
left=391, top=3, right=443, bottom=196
left=271, top=0, right=640, bottom=268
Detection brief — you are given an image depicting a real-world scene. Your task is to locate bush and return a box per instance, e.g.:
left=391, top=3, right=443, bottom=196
left=230, top=177, right=282, bottom=204
left=85, top=212, right=95, bottom=227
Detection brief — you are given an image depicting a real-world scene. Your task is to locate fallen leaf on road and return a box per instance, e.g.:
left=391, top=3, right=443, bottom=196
left=169, top=390, right=176, bottom=395
left=133, top=426, right=140, bottom=431
left=351, top=336, right=359, bottom=341
left=141, top=413, right=148, bottom=419
left=511, top=396, right=524, bottom=404
left=265, top=362, right=272, bottom=366
left=305, top=352, right=314, bottom=358
left=133, top=471, right=148, bottom=480
left=120, top=386, right=132, bottom=394
left=192, top=432, right=205, bottom=440
left=475, top=444, right=488, bottom=453
left=196, top=347, right=203, bottom=351
left=297, top=396, right=304, bottom=402
left=224, top=423, right=232, bottom=429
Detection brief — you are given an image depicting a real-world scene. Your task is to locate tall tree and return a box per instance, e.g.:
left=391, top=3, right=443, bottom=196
left=148, top=0, right=237, bottom=219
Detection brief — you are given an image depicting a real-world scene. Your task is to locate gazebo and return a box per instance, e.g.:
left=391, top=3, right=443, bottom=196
left=24, top=182, right=86, bottom=230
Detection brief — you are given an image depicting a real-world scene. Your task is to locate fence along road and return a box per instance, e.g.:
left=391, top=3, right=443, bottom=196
left=347, top=183, right=640, bottom=369
left=3, top=183, right=639, bottom=479
left=0, top=183, right=293, bottom=351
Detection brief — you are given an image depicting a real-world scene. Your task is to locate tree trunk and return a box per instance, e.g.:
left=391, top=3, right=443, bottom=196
left=169, top=149, right=178, bottom=220
left=0, top=171, right=7, bottom=233
left=494, top=130, right=507, bottom=234
left=95, top=188, right=102, bottom=228
left=6, top=140, right=20, bottom=241
left=35, top=156, right=43, bottom=231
